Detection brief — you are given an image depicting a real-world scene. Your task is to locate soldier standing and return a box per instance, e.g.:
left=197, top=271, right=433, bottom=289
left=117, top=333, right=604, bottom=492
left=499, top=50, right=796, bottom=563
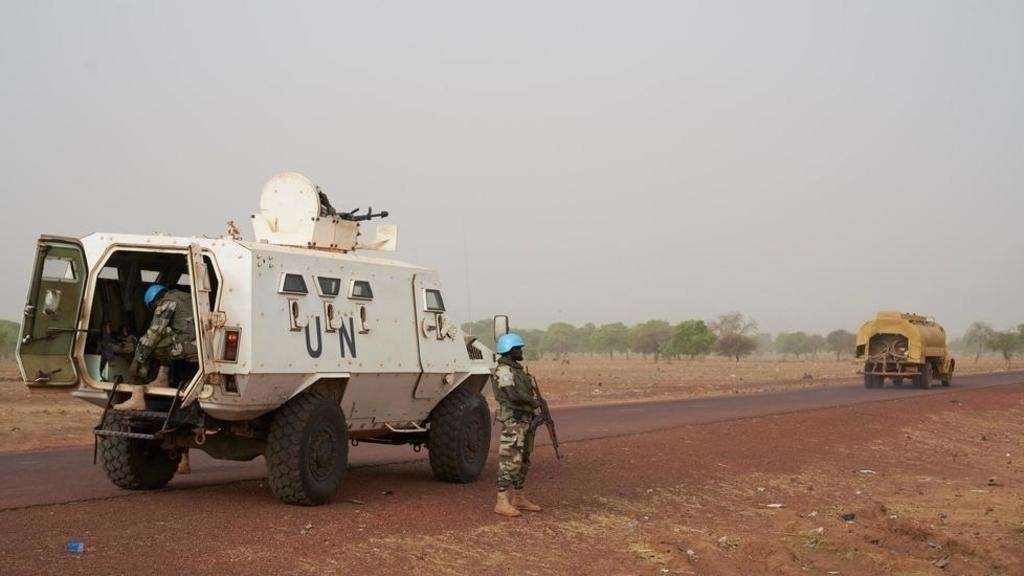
left=492, top=333, right=544, bottom=517
left=118, top=284, right=199, bottom=410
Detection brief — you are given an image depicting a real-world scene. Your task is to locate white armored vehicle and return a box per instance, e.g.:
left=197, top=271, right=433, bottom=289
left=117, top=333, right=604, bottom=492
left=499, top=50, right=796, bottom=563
left=16, top=172, right=497, bottom=505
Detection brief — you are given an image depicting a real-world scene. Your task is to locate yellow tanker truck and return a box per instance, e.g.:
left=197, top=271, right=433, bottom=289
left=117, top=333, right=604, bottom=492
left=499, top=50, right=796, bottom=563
left=855, top=311, right=955, bottom=389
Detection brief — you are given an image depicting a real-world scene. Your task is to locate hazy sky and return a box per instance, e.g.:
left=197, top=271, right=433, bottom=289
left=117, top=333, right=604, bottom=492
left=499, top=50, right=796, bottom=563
left=1, top=1, right=1021, bottom=335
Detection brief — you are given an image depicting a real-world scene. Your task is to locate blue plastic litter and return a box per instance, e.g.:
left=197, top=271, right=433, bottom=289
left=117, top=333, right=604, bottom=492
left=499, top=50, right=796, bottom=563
left=66, top=541, right=85, bottom=554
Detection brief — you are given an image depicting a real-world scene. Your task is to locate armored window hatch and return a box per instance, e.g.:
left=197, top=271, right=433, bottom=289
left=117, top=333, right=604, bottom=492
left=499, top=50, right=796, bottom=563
left=316, top=276, right=341, bottom=298
left=349, top=280, right=373, bottom=300
left=280, top=273, right=308, bottom=295
left=424, top=289, right=445, bottom=312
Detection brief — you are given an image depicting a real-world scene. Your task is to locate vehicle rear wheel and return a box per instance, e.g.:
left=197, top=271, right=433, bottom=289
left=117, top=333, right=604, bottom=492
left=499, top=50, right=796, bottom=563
left=863, top=374, right=883, bottom=389
left=266, top=393, right=348, bottom=506
left=915, top=364, right=933, bottom=389
left=99, top=412, right=181, bottom=490
left=428, top=387, right=491, bottom=483
left=941, top=375, right=951, bottom=387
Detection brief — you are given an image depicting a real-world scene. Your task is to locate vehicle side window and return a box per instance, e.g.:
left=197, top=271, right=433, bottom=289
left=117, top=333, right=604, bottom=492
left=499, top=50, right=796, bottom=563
left=424, top=289, right=445, bottom=312
left=349, top=280, right=373, bottom=300
left=42, top=257, right=76, bottom=281
left=279, top=273, right=308, bottom=295
left=316, top=276, right=341, bottom=298
left=98, top=267, right=119, bottom=280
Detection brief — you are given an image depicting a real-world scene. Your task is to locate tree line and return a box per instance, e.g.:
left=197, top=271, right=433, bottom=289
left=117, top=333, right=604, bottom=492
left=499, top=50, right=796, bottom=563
left=463, top=312, right=858, bottom=363
left=952, top=322, right=1024, bottom=368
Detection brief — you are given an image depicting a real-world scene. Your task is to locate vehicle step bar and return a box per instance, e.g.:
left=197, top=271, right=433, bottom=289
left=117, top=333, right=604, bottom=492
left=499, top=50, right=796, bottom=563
left=122, top=410, right=172, bottom=421
left=94, top=429, right=159, bottom=441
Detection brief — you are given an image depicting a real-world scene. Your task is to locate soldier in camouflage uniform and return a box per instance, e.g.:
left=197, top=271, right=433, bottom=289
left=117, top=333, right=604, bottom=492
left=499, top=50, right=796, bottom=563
left=118, top=284, right=198, bottom=410
left=492, top=333, right=544, bottom=517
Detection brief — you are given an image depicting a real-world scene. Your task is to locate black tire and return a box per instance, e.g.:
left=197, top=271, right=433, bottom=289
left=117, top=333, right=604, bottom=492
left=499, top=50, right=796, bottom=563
left=265, top=393, right=348, bottom=506
left=427, top=387, right=491, bottom=483
left=916, top=363, right=933, bottom=389
left=863, top=374, right=883, bottom=389
left=99, top=412, right=180, bottom=490
left=941, top=376, right=951, bottom=387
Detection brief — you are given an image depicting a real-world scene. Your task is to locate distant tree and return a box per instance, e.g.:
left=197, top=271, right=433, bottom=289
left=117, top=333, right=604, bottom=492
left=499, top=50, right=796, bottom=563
left=590, top=322, right=630, bottom=359
left=575, top=323, right=596, bottom=355
left=543, top=323, right=578, bottom=358
left=715, top=333, right=758, bottom=363
left=808, top=334, right=826, bottom=358
left=986, top=331, right=1020, bottom=369
left=672, top=320, right=716, bottom=359
left=658, top=338, right=681, bottom=363
left=825, top=329, right=856, bottom=360
left=629, top=320, right=674, bottom=361
left=754, top=333, right=774, bottom=353
left=520, top=328, right=547, bottom=360
left=0, top=320, right=18, bottom=359
left=461, top=318, right=496, bottom=345
left=963, top=322, right=996, bottom=363
left=710, top=312, right=757, bottom=337
left=775, top=332, right=813, bottom=359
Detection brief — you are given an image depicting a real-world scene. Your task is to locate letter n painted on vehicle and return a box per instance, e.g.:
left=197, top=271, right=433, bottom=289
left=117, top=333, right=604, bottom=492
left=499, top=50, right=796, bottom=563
left=339, top=317, right=357, bottom=358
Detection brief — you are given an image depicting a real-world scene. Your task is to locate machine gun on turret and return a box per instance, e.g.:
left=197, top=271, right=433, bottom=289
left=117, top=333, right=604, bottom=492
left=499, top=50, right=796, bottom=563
left=338, top=207, right=389, bottom=222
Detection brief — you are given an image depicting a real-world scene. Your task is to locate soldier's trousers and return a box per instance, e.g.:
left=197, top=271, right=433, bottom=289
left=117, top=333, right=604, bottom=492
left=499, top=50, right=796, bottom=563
left=152, top=336, right=199, bottom=365
left=497, top=417, right=535, bottom=491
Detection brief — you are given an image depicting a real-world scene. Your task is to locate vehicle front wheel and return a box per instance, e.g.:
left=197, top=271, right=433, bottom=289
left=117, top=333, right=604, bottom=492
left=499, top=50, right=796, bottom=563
left=427, top=387, right=491, bottom=483
left=266, top=393, right=348, bottom=506
left=99, top=412, right=181, bottom=490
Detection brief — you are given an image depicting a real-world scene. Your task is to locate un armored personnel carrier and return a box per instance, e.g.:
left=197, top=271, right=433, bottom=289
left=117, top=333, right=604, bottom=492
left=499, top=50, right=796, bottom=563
left=16, top=172, right=497, bottom=505
left=856, top=311, right=955, bottom=390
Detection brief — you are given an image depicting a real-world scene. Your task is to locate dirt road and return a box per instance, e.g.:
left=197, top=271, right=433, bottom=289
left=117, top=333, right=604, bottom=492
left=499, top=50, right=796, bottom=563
left=2, top=371, right=1020, bottom=511
left=1, top=372, right=1022, bottom=575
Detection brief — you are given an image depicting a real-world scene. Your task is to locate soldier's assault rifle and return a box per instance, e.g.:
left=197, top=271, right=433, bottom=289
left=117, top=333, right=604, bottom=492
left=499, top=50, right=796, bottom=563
left=529, top=377, right=562, bottom=460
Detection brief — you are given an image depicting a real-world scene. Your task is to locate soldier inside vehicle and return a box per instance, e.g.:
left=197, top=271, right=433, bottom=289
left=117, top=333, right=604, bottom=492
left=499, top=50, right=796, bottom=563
left=83, top=250, right=218, bottom=394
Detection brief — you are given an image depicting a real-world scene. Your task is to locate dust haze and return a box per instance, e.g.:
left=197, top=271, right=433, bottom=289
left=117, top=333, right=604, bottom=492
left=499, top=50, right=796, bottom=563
left=0, top=1, right=1020, bottom=334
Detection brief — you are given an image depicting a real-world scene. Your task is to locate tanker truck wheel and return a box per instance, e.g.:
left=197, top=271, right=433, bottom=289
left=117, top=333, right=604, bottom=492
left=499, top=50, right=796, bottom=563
left=427, top=387, right=491, bottom=483
left=266, top=393, right=349, bottom=506
left=915, top=364, right=933, bottom=389
left=863, top=374, right=883, bottom=389
left=99, top=412, right=181, bottom=490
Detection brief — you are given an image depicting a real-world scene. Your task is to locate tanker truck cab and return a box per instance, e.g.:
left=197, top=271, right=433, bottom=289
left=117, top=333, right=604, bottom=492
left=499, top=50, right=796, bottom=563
left=15, top=172, right=498, bottom=506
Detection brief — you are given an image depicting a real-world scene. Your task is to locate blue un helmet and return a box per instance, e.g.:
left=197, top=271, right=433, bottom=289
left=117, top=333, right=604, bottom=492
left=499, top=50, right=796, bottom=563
left=144, top=284, right=168, bottom=309
left=496, top=333, right=525, bottom=355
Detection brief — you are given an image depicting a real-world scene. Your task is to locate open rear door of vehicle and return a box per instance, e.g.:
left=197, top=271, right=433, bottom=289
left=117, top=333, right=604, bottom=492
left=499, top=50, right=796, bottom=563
left=179, top=243, right=218, bottom=407
left=17, top=236, right=88, bottom=387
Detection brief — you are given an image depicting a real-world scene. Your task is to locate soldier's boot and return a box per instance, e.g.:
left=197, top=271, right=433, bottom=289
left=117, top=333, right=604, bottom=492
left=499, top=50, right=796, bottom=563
left=113, top=385, right=147, bottom=410
left=151, top=366, right=171, bottom=387
left=494, top=491, right=521, bottom=517
left=511, top=490, right=543, bottom=512
left=177, top=451, right=191, bottom=475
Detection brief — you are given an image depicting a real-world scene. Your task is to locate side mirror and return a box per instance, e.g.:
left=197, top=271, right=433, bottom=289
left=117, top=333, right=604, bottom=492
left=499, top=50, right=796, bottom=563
left=493, top=315, right=510, bottom=342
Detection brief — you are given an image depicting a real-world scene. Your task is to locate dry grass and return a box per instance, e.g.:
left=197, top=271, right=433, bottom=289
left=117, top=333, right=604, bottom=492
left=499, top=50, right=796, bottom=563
left=528, top=354, right=1015, bottom=405
left=0, top=356, right=1015, bottom=453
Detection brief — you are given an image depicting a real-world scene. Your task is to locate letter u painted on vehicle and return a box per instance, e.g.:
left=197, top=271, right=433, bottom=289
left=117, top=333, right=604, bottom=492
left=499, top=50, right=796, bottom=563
left=305, top=316, right=323, bottom=358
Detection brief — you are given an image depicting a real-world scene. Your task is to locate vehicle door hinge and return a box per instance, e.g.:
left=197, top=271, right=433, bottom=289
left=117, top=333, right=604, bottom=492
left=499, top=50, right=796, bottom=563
left=210, top=312, right=227, bottom=329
